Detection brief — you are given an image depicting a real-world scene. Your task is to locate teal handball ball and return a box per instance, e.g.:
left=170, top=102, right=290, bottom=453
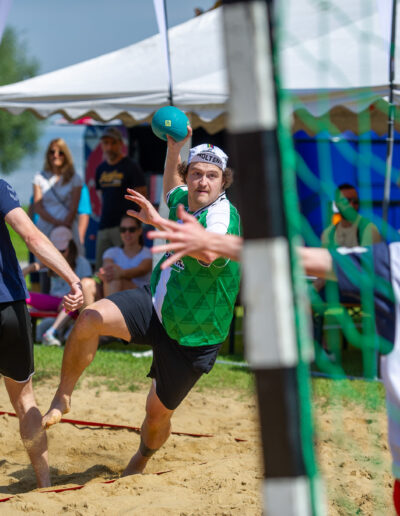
left=151, top=106, right=189, bottom=142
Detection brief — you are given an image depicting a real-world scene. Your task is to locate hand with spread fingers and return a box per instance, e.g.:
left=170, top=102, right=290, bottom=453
left=148, top=204, right=243, bottom=268
left=125, top=189, right=164, bottom=229
left=148, top=205, right=208, bottom=268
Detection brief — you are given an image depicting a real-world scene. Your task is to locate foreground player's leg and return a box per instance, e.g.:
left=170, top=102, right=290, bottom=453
left=42, top=298, right=131, bottom=429
left=123, top=380, right=173, bottom=476
left=5, top=377, right=50, bottom=488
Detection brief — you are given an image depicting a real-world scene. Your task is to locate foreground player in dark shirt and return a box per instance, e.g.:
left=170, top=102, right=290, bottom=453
left=0, top=179, right=83, bottom=487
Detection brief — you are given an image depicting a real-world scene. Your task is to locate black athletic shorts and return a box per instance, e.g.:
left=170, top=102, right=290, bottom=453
left=0, top=300, right=34, bottom=382
left=108, top=286, right=221, bottom=410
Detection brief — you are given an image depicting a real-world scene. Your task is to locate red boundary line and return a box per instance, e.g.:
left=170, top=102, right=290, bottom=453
left=0, top=411, right=213, bottom=438
left=0, top=411, right=246, bottom=441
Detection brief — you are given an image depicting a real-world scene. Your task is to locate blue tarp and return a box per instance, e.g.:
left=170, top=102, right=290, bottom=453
left=294, top=131, right=400, bottom=243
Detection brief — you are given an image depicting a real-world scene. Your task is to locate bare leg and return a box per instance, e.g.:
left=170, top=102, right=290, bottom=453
left=4, top=377, right=50, bottom=488
left=80, top=277, right=98, bottom=307
left=123, top=380, right=173, bottom=476
left=42, top=299, right=131, bottom=429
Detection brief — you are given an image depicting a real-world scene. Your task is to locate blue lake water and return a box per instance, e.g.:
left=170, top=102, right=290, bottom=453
left=0, top=122, right=86, bottom=205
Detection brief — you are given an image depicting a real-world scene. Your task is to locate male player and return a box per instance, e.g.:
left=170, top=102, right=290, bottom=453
left=42, top=128, right=241, bottom=476
left=0, top=179, right=83, bottom=487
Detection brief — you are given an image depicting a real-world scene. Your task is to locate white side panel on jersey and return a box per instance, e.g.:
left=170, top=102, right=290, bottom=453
left=223, top=1, right=277, bottom=133
left=243, top=237, right=298, bottom=367
left=152, top=267, right=172, bottom=323
left=152, top=198, right=170, bottom=269
left=263, top=477, right=312, bottom=516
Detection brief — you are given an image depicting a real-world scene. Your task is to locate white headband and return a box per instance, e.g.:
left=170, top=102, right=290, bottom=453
left=188, top=144, right=228, bottom=171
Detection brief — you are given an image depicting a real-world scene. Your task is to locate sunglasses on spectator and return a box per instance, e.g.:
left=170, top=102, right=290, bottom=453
left=49, top=149, right=65, bottom=156
left=120, top=226, right=138, bottom=233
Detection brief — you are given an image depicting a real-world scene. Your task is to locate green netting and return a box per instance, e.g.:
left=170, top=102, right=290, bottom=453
left=275, top=0, right=397, bottom=512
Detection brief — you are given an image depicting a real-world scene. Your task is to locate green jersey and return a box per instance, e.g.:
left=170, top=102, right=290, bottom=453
left=151, top=186, right=241, bottom=347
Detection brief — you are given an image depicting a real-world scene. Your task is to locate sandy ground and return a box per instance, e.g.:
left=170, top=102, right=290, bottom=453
left=0, top=378, right=262, bottom=515
left=0, top=377, right=395, bottom=515
left=315, top=403, right=394, bottom=515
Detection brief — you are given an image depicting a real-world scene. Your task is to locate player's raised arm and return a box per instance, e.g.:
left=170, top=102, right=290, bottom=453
left=163, top=126, right=193, bottom=200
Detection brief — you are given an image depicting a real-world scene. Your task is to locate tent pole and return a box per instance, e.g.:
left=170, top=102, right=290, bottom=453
left=382, top=0, right=397, bottom=226
left=163, top=0, right=174, bottom=106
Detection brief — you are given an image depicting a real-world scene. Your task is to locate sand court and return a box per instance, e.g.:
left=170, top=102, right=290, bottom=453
left=0, top=378, right=262, bottom=515
left=0, top=376, right=395, bottom=515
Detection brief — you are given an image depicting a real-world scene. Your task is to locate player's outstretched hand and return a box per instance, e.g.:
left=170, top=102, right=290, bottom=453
left=125, top=189, right=163, bottom=228
left=148, top=204, right=207, bottom=269
left=63, top=281, right=84, bottom=312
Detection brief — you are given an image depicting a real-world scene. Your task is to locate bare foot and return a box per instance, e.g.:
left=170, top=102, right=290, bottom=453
left=121, top=452, right=150, bottom=477
left=42, top=392, right=71, bottom=429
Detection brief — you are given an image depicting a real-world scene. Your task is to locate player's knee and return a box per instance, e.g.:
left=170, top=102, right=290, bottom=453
left=7, top=383, right=36, bottom=418
left=76, top=306, right=103, bottom=334
left=145, top=411, right=172, bottom=434
left=145, top=399, right=172, bottom=429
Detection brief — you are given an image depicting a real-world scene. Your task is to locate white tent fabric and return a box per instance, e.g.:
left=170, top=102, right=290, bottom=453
left=0, top=9, right=227, bottom=130
left=281, top=0, right=395, bottom=115
left=0, top=1, right=397, bottom=126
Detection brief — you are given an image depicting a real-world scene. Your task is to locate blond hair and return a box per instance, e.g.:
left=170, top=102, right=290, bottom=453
left=43, top=138, right=76, bottom=184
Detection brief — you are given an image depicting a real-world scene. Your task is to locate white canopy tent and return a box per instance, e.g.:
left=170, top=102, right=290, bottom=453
left=0, top=1, right=397, bottom=129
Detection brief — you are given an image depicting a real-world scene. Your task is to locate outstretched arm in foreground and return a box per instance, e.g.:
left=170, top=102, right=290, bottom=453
left=148, top=204, right=243, bottom=268
left=297, top=247, right=335, bottom=279
left=146, top=211, right=335, bottom=278
left=6, top=207, right=84, bottom=311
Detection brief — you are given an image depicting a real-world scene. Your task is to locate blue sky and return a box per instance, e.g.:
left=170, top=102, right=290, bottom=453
left=6, top=0, right=216, bottom=74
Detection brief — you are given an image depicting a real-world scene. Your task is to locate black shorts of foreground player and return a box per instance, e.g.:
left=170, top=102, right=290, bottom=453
left=43, top=128, right=241, bottom=476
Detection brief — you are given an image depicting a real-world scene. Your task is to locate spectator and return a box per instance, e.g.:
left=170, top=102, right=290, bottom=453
left=33, top=138, right=82, bottom=248
left=95, top=127, right=147, bottom=270
left=321, top=183, right=381, bottom=247
left=82, top=215, right=152, bottom=305
left=314, top=183, right=382, bottom=343
left=24, top=226, right=92, bottom=346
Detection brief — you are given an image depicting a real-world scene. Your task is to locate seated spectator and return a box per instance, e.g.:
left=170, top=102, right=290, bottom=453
left=314, top=183, right=382, bottom=347
left=321, top=183, right=382, bottom=247
left=24, top=226, right=92, bottom=346
left=81, top=215, right=152, bottom=305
